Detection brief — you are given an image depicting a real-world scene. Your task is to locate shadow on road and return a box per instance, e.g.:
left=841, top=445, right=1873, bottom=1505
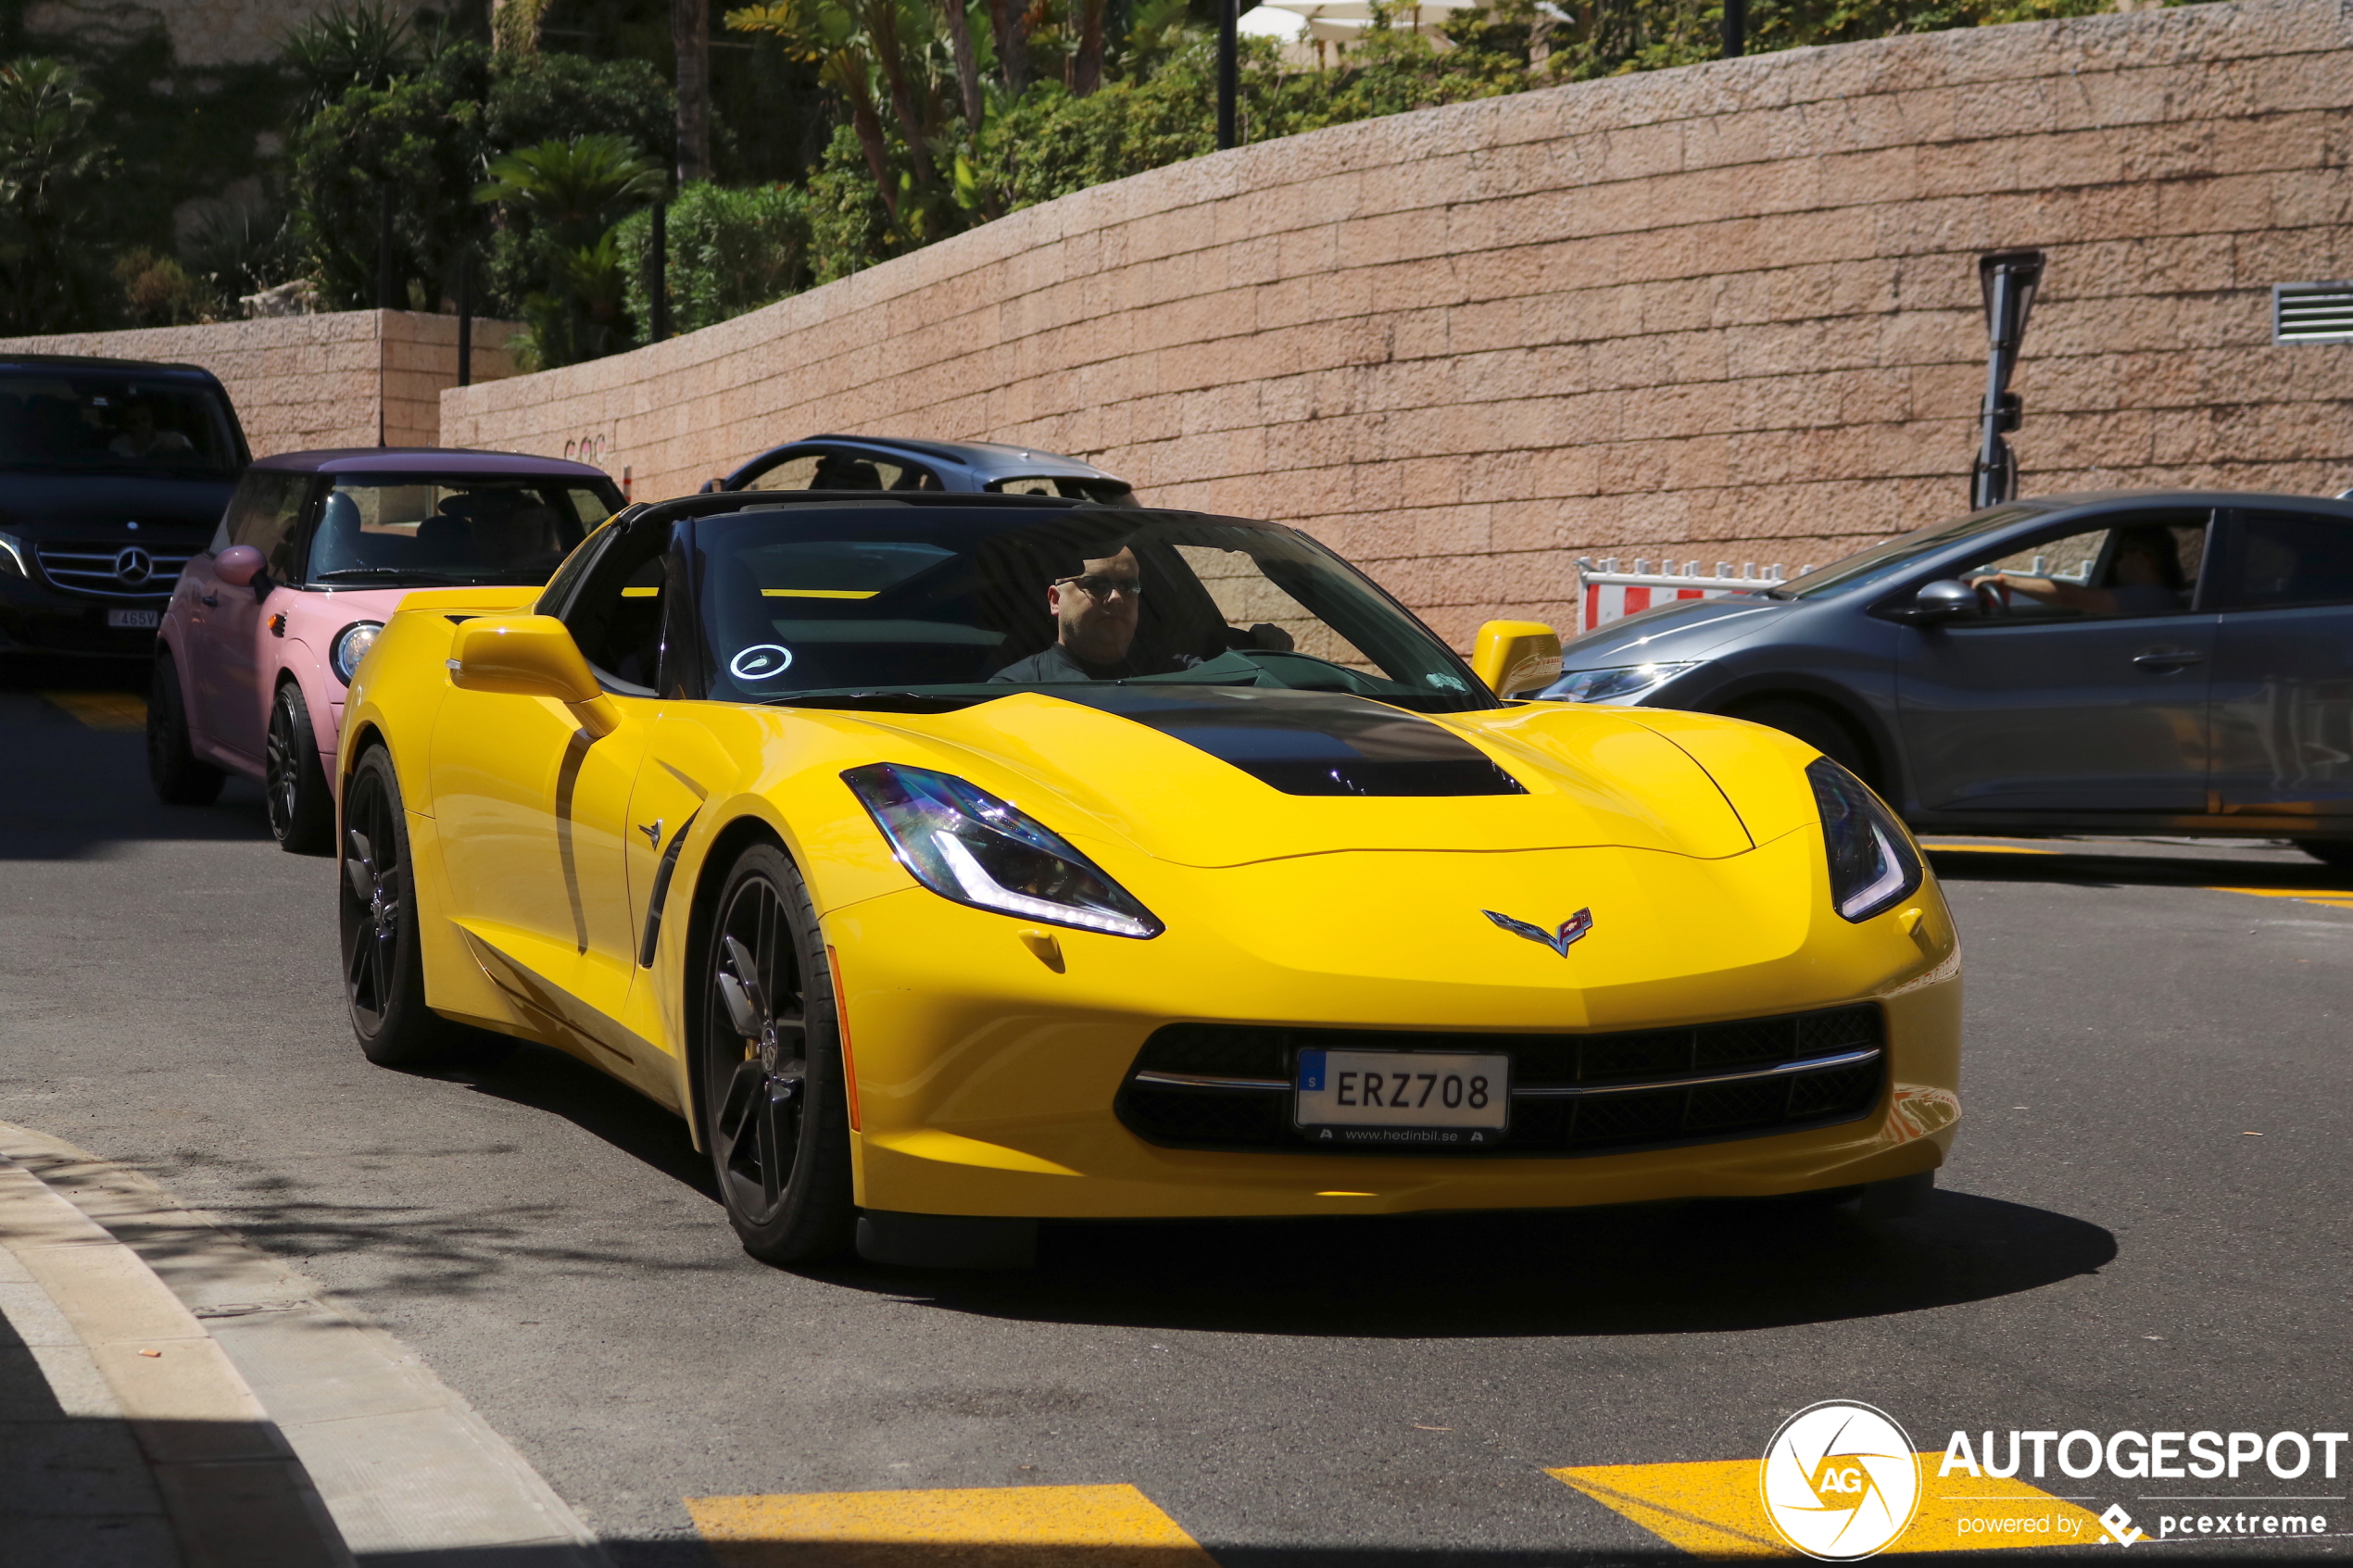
left=0, top=658, right=269, bottom=859
left=1926, top=844, right=2350, bottom=893
left=818, top=1189, right=2116, bottom=1339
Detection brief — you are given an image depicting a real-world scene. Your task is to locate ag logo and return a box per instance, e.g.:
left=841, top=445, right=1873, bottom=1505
left=1759, top=1400, right=1922, bottom=1560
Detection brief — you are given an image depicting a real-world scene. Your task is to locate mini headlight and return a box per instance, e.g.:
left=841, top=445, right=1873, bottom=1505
left=841, top=762, right=1163, bottom=938
left=1807, top=757, right=1922, bottom=922
left=1546, top=661, right=1699, bottom=703
left=330, top=621, right=384, bottom=684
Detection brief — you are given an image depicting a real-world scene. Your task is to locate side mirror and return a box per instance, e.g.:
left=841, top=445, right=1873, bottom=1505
left=448, top=614, right=623, bottom=737
left=1471, top=620, right=1563, bottom=699
left=1910, top=580, right=1981, bottom=622
left=214, top=545, right=265, bottom=587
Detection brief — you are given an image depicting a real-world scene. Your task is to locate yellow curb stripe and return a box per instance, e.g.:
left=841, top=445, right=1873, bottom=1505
left=45, top=690, right=147, bottom=732
left=1549, top=1455, right=2107, bottom=1556
left=2207, top=885, right=2353, bottom=909
left=1919, top=843, right=2060, bottom=854
left=686, top=1484, right=1216, bottom=1566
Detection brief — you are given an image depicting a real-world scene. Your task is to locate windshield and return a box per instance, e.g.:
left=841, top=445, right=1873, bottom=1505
left=690, top=507, right=1489, bottom=710
left=1779, top=504, right=2045, bottom=599
left=308, top=475, right=617, bottom=587
left=0, top=368, right=239, bottom=477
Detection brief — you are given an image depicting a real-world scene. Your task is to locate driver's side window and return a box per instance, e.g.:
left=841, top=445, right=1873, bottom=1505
left=1955, top=512, right=2209, bottom=621
left=560, top=524, right=673, bottom=695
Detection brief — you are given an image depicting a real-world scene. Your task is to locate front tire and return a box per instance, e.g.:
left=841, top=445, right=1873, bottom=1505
left=340, top=746, right=472, bottom=1067
left=266, top=682, right=334, bottom=855
left=2296, top=839, right=2353, bottom=872
left=699, top=843, right=855, bottom=1265
left=1725, top=696, right=1874, bottom=786
left=147, top=649, right=224, bottom=806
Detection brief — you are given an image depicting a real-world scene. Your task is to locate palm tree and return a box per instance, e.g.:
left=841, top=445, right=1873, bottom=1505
left=673, top=0, right=712, bottom=182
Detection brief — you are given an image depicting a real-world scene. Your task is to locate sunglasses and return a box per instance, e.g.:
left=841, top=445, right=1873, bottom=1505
left=1056, top=572, right=1144, bottom=598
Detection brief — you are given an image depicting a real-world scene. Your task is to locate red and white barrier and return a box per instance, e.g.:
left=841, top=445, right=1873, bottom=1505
left=1575, top=558, right=1817, bottom=634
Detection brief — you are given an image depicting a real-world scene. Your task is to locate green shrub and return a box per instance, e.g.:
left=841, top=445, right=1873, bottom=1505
left=616, top=180, right=813, bottom=341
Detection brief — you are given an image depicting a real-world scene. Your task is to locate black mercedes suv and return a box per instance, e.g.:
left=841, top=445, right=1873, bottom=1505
left=0, top=354, right=248, bottom=658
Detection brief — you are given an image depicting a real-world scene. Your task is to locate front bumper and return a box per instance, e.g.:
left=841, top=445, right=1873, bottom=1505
left=824, top=834, right=1962, bottom=1220
left=0, top=576, right=162, bottom=657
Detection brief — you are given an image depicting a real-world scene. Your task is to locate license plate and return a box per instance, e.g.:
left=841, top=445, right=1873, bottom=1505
left=1295, top=1048, right=1509, bottom=1147
left=106, top=608, right=158, bottom=629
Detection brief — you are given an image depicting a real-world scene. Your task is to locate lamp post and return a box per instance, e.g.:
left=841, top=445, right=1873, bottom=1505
left=1722, top=0, right=1744, bottom=57
left=1971, top=248, right=2045, bottom=508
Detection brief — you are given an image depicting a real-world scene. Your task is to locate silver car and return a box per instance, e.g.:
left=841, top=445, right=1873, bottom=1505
left=705, top=433, right=1137, bottom=505
left=1540, top=491, right=2353, bottom=869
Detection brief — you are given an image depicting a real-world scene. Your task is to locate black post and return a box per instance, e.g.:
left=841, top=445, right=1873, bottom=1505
left=1721, top=0, right=1744, bottom=57
left=1216, top=0, right=1239, bottom=150
left=649, top=199, right=670, bottom=344
left=1971, top=248, right=2045, bottom=508
left=455, top=246, right=473, bottom=389
left=376, top=184, right=396, bottom=311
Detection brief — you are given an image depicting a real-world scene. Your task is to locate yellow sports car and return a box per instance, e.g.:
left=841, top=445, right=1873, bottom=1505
left=337, top=493, right=1959, bottom=1267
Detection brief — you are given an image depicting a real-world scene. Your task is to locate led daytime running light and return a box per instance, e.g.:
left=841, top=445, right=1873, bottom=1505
left=1807, top=757, right=1923, bottom=923
left=843, top=762, right=1164, bottom=939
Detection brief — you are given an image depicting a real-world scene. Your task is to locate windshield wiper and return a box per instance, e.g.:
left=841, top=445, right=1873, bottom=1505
left=761, top=689, right=1000, bottom=713
left=312, top=568, right=468, bottom=583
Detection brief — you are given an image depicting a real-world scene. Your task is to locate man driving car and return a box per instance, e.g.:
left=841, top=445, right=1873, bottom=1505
left=990, top=546, right=1190, bottom=682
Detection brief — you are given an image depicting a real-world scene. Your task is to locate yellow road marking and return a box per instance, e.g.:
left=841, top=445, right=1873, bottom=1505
left=687, top=1484, right=1217, bottom=1566
left=763, top=588, right=879, bottom=599
left=45, top=691, right=146, bottom=732
left=2208, top=885, right=2353, bottom=910
left=1550, top=1455, right=2104, bottom=1556
left=1919, top=842, right=2059, bottom=854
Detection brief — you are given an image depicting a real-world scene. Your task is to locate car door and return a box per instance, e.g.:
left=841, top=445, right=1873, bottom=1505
left=2206, top=505, right=2353, bottom=818
left=190, top=471, right=309, bottom=765
left=428, top=517, right=674, bottom=1086
left=1895, top=508, right=2218, bottom=813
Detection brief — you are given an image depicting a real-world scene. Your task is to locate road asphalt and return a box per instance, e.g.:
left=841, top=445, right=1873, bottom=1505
left=1, top=660, right=2347, bottom=1564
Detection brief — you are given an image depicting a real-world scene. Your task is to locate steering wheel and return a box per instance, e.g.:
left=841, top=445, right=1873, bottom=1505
left=1973, top=577, right=2012, bottom=616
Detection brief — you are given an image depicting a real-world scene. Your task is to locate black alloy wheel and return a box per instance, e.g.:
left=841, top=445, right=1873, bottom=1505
left=340, top=746, right=484, bottom=1068
left=146, top=649, right=224, bottom=806
left=700, top=843, right=854, bottom=1264
left=265, top=683, right=334, bottom=855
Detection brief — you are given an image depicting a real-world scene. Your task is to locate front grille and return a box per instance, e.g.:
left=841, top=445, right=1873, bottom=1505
left=34, top=541, right=195, bottom=599
left=1114, top=1004, right=1886, bottom=1157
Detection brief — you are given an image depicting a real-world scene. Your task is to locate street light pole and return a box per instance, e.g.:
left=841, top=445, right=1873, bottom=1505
left=1971, top=248, right=2045, bottom=509
left=1217, top=0, right=1239, bottom=151
left=1721, top=0, right=1744, bottom=57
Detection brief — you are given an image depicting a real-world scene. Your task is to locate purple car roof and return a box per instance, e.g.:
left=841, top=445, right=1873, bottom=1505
left=250, top=446, right=615, bottom=480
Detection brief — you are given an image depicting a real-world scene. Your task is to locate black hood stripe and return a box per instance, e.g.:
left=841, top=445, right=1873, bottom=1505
left=1049, top=687, right=1525, bottom=797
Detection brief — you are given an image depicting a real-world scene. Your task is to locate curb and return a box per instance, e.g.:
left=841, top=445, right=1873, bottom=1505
left=0, top=1121, right=610, bottom=1568
left=0, top=1150, right=352, bottom=1568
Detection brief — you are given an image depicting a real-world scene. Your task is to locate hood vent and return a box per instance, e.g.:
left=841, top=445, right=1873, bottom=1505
left=1053, top=686, right=1526, bottom=797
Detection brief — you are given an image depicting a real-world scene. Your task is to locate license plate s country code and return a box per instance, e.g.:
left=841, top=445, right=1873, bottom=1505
left=1294, top=1048, right=1509, bottom=1148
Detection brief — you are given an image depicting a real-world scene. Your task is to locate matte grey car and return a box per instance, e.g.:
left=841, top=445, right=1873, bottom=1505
left=1539, top=491, right=2353, bottom=867
left=704, top=433, right=1137, bottom=504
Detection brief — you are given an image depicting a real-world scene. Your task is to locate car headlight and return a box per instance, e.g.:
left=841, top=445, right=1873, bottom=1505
left=1546, top=661, right=1699, bottom=703
left=1807, top=758, right=1922, bottom=922
left=841, top=762, right=1164, bottom=938
left=0, top=530, right=26, bottom=578
left=330, top=621, right=384, bottom=684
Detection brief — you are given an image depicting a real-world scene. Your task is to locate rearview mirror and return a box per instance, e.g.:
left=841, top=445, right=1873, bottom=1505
left=448, top=614, right=622, bottom=737
left=1910, top=580, right=1982, bottom=621
left=1471, top=620, right=1563, bottom=699
left=214, top=545, right=264, bottom=587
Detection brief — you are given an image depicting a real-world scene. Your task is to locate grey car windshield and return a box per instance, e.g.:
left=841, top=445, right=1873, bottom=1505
left=308, top=476, right=617, bottom=587
left=0, top=369, right=239, bottom=477
left=1778, top=505, right=2044, bottom=598
left=692, top=508, right=1488, bottom=711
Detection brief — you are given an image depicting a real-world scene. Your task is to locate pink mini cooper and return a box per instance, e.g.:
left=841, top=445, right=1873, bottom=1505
left=149, top=448, right=624, bottom=850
